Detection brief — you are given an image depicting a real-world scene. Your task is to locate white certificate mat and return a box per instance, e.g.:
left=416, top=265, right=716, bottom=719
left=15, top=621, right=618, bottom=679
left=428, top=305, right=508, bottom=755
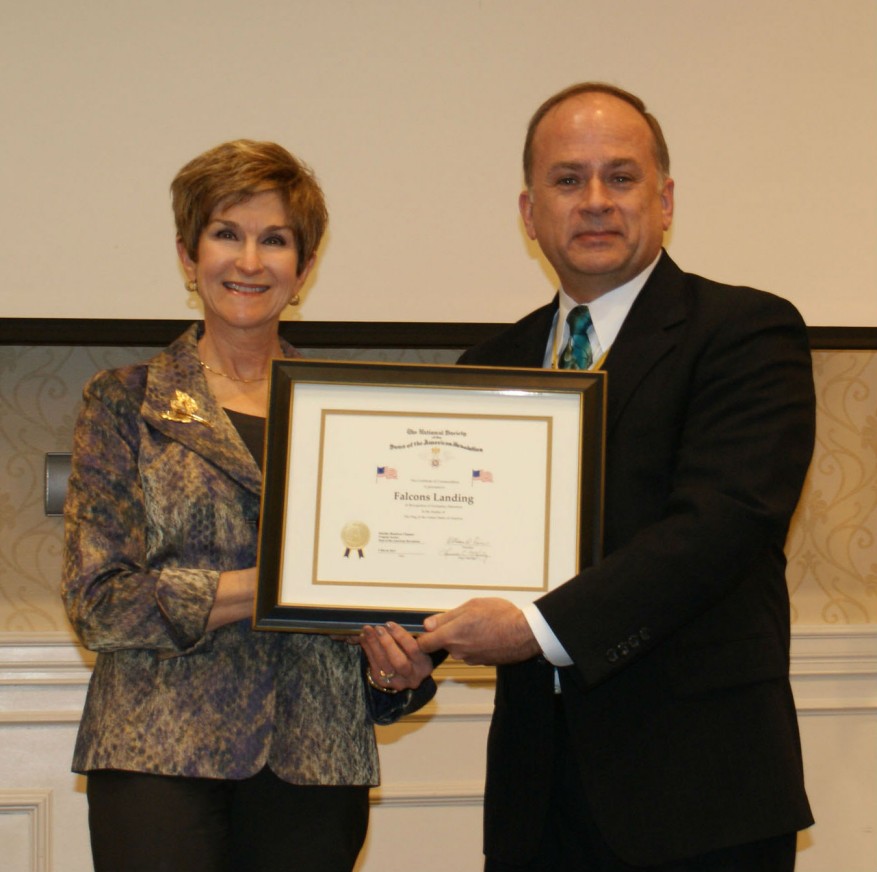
left=313, top=409, right=548, bottom=591
left=255, top=360, right=605, bottom=634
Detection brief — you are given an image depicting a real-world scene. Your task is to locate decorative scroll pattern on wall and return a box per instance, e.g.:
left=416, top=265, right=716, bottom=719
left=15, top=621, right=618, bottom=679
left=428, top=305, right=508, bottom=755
left=1, top=345, right=875, bottom=634
left=786, top=351, right=877, bottom=623
left=0, top=346, right=154, bottom=632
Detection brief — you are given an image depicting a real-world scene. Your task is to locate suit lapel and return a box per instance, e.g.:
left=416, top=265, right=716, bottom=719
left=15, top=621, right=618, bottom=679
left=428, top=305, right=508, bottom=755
left=505, top=298, right=558, bottom=367
left=141, top=325, right=263, bottom=496
left=602, top=253, right=687, bottom=432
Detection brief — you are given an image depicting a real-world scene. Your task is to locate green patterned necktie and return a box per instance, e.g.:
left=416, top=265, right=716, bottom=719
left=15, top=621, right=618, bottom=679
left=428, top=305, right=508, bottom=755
left=559, top=305, right=594, bottom=370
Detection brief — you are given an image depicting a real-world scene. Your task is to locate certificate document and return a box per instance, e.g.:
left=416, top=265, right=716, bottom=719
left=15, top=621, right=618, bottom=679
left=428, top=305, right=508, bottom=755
left=256, top=360, right=605, bottom=633
left=313, top=409, right=551, bottom=591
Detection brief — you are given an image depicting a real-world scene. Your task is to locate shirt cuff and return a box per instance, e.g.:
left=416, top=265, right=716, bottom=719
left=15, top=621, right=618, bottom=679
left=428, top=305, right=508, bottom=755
left=522, top=602, right=573, bottom=667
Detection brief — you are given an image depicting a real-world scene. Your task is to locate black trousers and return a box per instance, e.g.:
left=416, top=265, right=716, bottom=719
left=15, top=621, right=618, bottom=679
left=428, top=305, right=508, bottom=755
left=86, top=766, right=369, bottom=872
left=485, top=698, right=798, bottom=872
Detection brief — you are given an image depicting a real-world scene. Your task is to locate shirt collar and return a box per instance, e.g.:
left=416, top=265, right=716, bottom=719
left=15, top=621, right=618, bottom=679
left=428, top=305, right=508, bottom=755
left=557, top=253, right=661, bottom=354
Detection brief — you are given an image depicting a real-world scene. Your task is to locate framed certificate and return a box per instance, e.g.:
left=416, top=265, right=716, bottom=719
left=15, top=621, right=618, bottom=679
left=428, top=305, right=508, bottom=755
left=254, top=359, right=605, bottom=634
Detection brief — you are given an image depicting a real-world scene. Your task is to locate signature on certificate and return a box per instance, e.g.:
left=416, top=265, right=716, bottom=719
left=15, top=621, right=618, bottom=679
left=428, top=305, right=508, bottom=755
left=440, top=536, right=491, bottom=562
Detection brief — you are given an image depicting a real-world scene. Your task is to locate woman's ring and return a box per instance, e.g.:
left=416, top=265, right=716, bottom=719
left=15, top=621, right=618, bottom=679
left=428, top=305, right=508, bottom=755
left=379, top=670, right=396, bottom=683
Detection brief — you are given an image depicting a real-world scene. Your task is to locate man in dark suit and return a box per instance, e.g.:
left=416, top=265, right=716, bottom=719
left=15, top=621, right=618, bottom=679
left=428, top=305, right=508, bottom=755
left=418, top=83, right=815, bottom=871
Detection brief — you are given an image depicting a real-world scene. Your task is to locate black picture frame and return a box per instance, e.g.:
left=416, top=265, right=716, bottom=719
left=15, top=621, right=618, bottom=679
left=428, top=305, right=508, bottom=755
left=254, top=358, right=606, bottom=634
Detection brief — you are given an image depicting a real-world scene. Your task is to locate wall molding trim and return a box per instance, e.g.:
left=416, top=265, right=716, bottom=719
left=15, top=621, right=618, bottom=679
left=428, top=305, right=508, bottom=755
left=370, top=780, right=484, bottom=808
left=0, top=632, right=94, bottom=687
left=790, top=624, right=877, bottom=672
left=2, top=627, right=874, bottom=724
left=789, top=624, right=877, bottom=715
left=0, top=789, right=52, bottom=872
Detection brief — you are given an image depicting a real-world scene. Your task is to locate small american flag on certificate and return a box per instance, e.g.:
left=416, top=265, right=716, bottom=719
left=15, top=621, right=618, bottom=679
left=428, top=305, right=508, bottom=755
left=376, top=466, right=398, bottom=479
left=472, top=469, right=493, bottom=483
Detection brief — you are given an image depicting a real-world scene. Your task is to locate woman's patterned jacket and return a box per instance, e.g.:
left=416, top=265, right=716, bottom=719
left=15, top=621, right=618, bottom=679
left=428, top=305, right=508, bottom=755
left=62, top=324, right=435, bottom=784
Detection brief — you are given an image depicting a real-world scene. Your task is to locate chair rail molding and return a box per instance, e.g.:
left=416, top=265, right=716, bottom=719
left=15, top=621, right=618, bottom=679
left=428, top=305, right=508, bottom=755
left=1, top=626, right=873, bottom=724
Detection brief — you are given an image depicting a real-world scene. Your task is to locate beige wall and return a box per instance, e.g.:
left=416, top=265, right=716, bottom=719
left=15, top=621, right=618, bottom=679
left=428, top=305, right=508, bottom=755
left=2, top=0, right=876, bottom=326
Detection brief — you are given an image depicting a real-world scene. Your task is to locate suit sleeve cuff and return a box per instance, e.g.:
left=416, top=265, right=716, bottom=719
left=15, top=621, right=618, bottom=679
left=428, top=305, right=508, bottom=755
left=522, top=602, right=573, bottom=667
left=155, top=568, right=218, bottom=650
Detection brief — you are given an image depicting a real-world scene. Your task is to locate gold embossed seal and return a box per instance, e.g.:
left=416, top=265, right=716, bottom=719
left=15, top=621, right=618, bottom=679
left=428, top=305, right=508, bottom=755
left=341, top=522, right=370, bottom=558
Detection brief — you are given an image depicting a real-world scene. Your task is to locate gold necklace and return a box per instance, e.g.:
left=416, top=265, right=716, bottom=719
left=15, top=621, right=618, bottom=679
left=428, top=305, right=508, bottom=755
left=198, top=360, right=267, bottom=383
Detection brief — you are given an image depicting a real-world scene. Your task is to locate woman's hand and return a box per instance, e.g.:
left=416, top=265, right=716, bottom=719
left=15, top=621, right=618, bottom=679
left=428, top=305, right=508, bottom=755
left=358, top=622, right=435, bottom=694
left=206, top=567, right=257, bottom=632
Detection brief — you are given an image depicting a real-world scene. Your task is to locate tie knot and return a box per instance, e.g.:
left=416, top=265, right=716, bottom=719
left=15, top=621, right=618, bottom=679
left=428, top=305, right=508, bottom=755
left=559, top=305, right=594, bottom=370
left=567, top=305, right=592, bottom=337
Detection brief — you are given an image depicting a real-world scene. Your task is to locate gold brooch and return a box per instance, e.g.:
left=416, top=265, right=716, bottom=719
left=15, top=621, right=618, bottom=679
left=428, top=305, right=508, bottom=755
left=160, top=390, right=212, bottom=427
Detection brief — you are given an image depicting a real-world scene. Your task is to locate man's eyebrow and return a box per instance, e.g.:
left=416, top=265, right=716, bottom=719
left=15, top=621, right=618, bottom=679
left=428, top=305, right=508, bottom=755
left=605, top=157, right=643, bottom=170
left=548, top=161, right=586, bottom=171
left=546, top=157, right=643, bottom=173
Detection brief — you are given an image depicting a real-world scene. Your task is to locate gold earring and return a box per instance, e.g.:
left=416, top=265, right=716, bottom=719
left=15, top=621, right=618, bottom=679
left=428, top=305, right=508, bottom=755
left=186, top=279, right=198, bottom=293
left=288, top=293, right=301, bottom=307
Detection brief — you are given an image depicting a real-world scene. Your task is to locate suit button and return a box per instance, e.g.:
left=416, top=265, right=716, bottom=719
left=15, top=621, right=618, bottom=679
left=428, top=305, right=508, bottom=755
left=639, top=627, right=651, bottom=641
left=628, top=635, right=640, bottom=649
left=606, top=649, right=619, bottom=663
left=618, top=643, right=630, bottom=657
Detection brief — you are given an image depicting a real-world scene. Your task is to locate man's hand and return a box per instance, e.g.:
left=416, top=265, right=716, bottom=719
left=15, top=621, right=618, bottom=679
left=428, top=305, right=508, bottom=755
left=418, top=597, right=541, bottom=665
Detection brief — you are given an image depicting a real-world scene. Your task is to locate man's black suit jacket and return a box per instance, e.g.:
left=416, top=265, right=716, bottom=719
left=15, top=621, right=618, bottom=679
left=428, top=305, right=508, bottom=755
left=458, top=252, right=815, bottom=866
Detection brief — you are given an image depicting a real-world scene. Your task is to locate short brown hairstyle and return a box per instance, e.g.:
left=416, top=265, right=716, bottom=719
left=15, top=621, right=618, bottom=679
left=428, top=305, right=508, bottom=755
left=523, top=82, right=671, bottom=187
left=171, top=140, right=328, bottom=276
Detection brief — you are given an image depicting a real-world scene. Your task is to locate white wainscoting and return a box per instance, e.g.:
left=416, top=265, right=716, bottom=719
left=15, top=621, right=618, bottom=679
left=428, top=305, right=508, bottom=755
left=1, top=628, right=874, bottom=872
left=788, top=627, right=877, bottom=872
left=0, top=789, right=51, bottom=872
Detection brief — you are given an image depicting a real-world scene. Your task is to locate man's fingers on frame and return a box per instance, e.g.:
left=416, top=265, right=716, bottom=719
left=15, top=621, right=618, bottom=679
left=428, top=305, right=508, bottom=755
left=423, top=610, right=450, bottom=631
left=418, top=632, right=443, bottom=653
